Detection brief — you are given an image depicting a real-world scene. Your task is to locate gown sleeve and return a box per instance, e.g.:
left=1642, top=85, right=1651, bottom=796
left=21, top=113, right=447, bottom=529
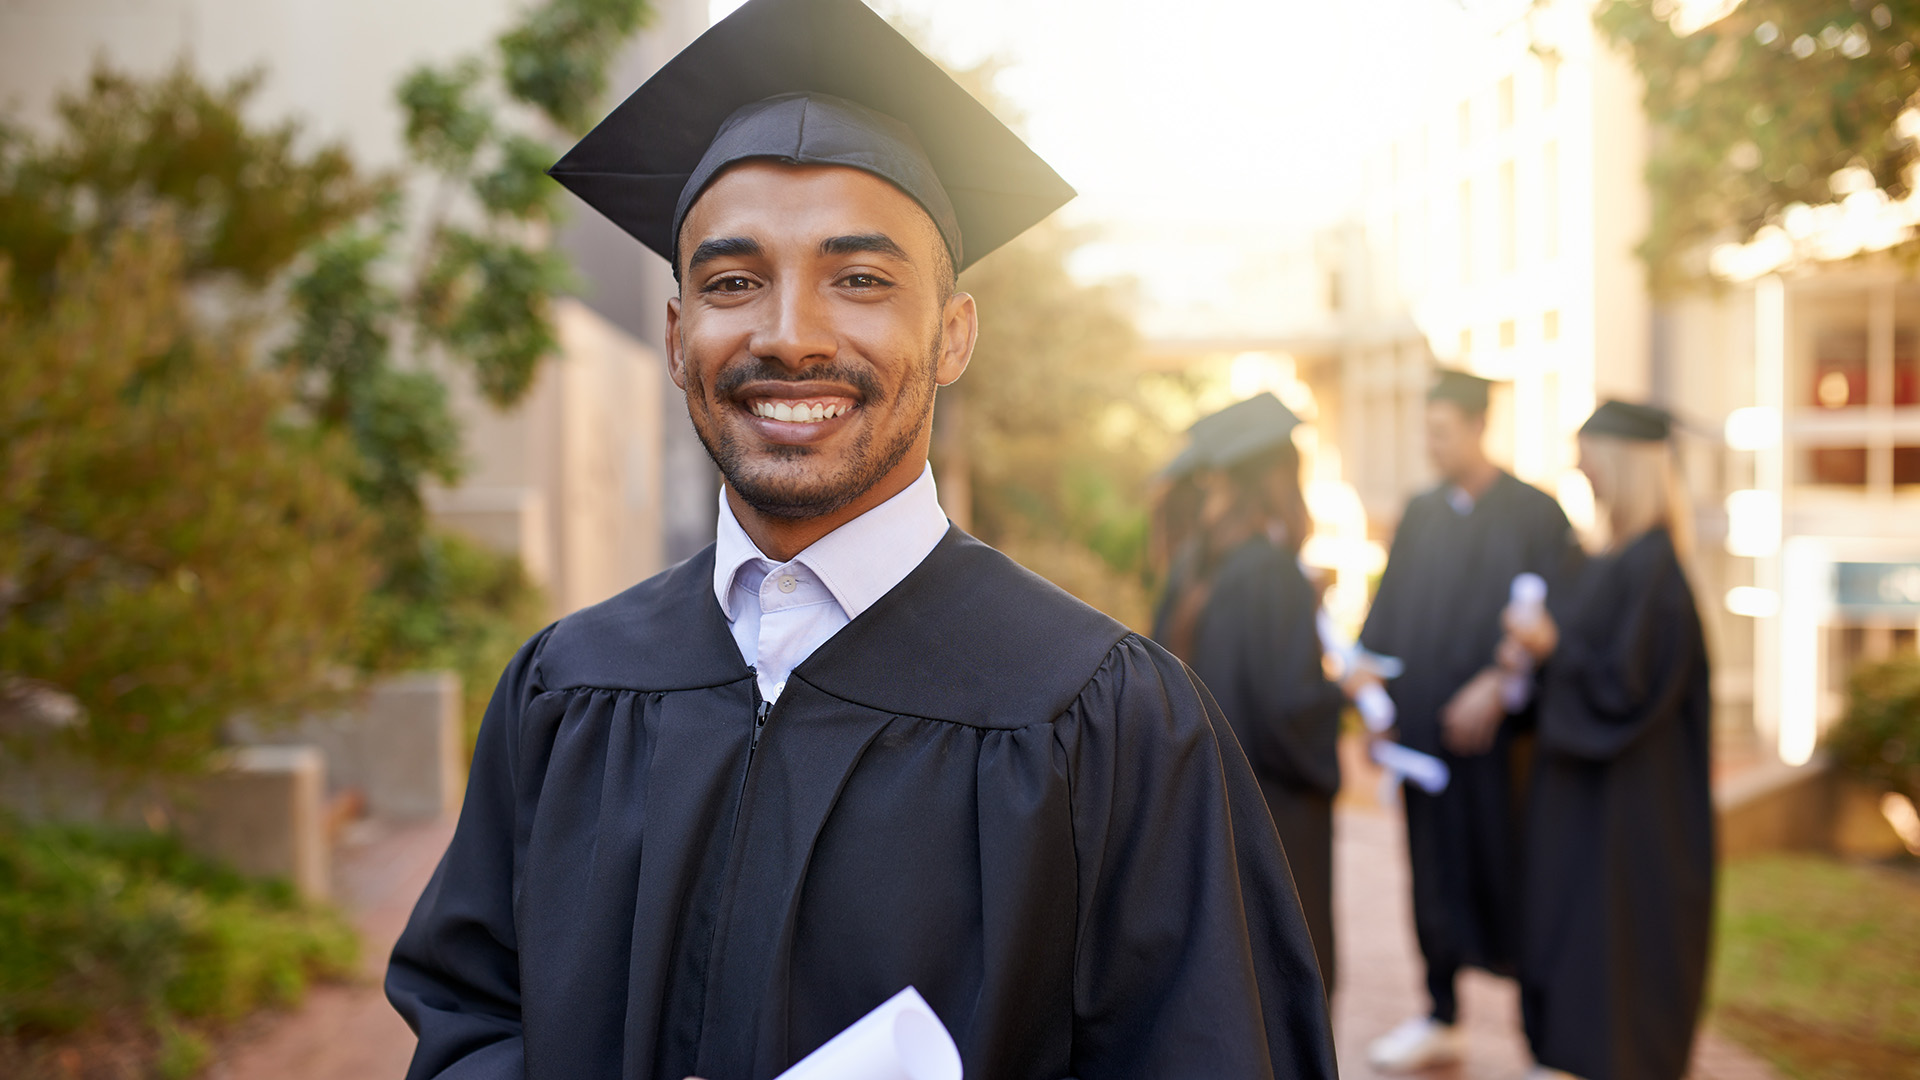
left=1539, top=541, right=1699, bottom=762
left=386, top=627, right=552, bottom=1080
left=1060, top=637, right=1337, bottom=1080
left=1235, top=559, right=1344, bottom=795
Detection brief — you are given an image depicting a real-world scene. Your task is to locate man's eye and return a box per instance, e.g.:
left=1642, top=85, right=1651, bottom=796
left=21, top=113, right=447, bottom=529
left=840, top=273, right=892, bottom=289
left=705, top=275, right=757, bottom=293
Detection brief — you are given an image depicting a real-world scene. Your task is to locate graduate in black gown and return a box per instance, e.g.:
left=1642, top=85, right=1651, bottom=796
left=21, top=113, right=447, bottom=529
left=385, top=3, right=1337, bottom=1078
left=1353, top=370, right=1580, bottom=1071
left=1152, top=394, right=1346, bottom=992
left=1499, top=401, right=1714, bottom=1080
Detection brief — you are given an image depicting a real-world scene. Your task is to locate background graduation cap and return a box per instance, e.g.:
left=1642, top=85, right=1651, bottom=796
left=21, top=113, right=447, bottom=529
left=1579, top=399, right=1673, bottom=442
left=547, top=0, right=1076, bottom=274
left=1186, top=393, right=1304, bottom=469
left=1427, top=368, right=1495, bottom=414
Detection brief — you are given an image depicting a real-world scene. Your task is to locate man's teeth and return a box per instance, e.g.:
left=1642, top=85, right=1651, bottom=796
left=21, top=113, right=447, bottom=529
left=751, top=401, right=848, bottom=423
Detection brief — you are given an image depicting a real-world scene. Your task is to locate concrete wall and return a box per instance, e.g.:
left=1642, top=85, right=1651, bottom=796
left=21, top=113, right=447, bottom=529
left=234, top=671, right=464, bottom=824
left=0, top=741, right=333, bottom=899
left=429, top=298, right=667, bottom=618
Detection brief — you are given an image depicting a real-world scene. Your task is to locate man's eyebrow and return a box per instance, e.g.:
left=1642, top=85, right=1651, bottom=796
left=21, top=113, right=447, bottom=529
left=686, top=236, right=763, bottom=273
left=819, top=233, right=910, bottom=261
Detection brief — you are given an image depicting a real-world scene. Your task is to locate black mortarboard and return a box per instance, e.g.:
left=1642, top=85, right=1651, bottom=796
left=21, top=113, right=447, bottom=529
left=1428, top=368, right=1493, bottom=414
left=1187, top=393, right=1303, bottom=469
left=547, top=0, right=1076, bottom=274
left=1579, top=399, right=1672, bottom=442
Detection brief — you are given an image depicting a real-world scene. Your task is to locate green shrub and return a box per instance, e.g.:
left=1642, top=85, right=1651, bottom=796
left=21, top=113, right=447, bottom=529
left=0, top=815, right=356, bottom=1047
left=1826, top=655, right=1920, bottom=806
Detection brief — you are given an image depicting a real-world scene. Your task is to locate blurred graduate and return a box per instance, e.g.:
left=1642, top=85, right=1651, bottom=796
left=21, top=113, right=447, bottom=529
left=384, top=1, right=1337, bottom=1078
left=1499, top=401, right=1715, bottom=1080
left=1350, top=370, right=1581, bottom=1071
left=1152, top=394, right=1346, bottom=992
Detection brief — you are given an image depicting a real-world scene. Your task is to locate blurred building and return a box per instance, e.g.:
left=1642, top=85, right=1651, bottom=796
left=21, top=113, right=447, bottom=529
left=1324, top=0, right=1920, bottom=764
left=0, top=0, right=719, bottom=619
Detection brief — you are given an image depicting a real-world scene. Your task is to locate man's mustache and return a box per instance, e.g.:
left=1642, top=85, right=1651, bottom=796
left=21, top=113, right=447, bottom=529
left=712, top=359, right=885, bottom=403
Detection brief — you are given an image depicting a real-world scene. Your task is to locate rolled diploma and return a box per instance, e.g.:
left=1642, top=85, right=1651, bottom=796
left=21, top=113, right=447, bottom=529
left=1370, top=740, right=1450, bottom=795
left=1354, top=682, right=1396, bottom=734
left=774, top=986, right=962, bottom=1080
left=1313, top=610, right=1404, bottom=683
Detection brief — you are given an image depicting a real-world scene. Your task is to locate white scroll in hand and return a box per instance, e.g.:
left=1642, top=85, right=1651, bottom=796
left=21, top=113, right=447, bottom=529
left=774, top=986, right=962, bottom=1080
left=1371, top=739, right=1450, bottom=796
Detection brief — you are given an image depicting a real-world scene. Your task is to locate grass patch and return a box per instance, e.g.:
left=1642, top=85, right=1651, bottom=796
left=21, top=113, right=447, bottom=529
left=1712, top=854, right=1920, bottom=1080
left=0, top=815, right=357, bottom=1076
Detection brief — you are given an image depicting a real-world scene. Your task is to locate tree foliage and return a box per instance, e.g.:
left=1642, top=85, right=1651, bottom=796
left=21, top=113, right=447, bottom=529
left=0, top=0, right=652, bottom=770
left=0, top=231, right=372, bottom=775
left=1827, top=653, right=1920, bottom=806
left=926, top=64, right=1165, bottom=631
left=1595, top=0, right=1920, bottom=290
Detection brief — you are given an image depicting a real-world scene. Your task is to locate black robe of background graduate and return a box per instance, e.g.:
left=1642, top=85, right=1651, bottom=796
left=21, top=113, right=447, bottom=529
left=388, top=530, right=1337, bottom=1080
left=1521, top=527, right=1714, bottom=1080
left=1359, top=471, right=1575, bottom=1016
left=1169, top=535, right=1345, bottom=989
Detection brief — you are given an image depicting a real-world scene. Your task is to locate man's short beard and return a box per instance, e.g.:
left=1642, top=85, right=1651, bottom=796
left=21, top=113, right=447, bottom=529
left=686, top=330, right=942, bottom=521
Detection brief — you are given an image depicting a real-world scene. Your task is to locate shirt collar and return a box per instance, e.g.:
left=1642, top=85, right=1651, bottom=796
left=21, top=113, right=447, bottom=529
left=712, top=463, right=950, bottom=621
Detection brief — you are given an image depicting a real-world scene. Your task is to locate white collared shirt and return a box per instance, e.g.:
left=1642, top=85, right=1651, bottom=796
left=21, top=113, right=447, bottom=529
left=712, top=464, right=949, bottom=704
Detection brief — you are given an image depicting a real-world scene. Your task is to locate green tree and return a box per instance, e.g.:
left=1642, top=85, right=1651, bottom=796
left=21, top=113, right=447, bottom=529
left=929, top=64, right=1166, bottom=630
left=0, top=0, right=652, bottom=759
left=1595, top=0, right=1920, bottom=291
left=0, top=230, right=372, bottom=776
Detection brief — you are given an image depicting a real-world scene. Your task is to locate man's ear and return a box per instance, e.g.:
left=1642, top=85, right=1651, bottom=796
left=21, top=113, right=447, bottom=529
left=935, top=291, right=977, bottom=387
left=665, top=295, right=688, bottom=390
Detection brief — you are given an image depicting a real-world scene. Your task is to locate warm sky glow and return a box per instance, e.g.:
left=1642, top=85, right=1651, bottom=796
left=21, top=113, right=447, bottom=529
left=874, top=0, right=1499, bottom=230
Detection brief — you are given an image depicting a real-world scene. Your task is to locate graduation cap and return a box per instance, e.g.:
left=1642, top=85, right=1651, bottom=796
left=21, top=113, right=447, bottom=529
left=1428, top=368, right=1494, bottom=414
left=546, top=0, right=1076, bottom=274
left=1186, top=393, right=1304, bottom=469
left=1579, top=399, right=1672, bottom=442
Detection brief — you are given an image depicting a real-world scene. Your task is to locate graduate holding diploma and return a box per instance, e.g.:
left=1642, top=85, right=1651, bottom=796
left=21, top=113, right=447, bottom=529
left=1353, top=370, right=1581, bottom=1072
left=385, top=2, right=1337, bottom=1078
left=1500, top=401, right=1715, bottom=1080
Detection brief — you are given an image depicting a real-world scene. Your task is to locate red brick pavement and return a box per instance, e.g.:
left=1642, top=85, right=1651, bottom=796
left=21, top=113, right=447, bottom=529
left=206, top=790, right=1780, bottom=1080
left=1332, top=798, right=1779, bottom=1080
left=206, top=817, right=453, bottom=1080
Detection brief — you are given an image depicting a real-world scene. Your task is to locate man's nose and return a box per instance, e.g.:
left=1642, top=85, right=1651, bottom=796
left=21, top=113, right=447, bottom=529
left=748, top=278, right=837, bottom=370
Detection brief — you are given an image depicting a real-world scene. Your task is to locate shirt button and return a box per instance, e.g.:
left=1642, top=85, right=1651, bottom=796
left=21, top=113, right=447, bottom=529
left=777, top=575, right=798, bottom=593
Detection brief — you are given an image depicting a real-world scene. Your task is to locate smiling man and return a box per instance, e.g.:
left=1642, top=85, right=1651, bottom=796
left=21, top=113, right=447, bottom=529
left=385, top=2, right=1336, bottom=1078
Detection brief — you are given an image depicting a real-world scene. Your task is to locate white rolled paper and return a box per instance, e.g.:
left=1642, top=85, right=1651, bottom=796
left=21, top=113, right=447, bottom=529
left=774, top=986, right=962, bottom=1080
left=1370, top=740, right=1451, bottom=795
left=1500, top=572, right=1548, bottom=711
left=1354, top=683, right=1396, bottom=734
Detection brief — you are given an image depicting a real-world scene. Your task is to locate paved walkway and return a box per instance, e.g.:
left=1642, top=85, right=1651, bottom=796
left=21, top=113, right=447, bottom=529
left=206, top=817, right=453, bottom=1080
left=1332, top=795, right=1777, bottom=1080
left=211, top=796, right=1778, bottom=1079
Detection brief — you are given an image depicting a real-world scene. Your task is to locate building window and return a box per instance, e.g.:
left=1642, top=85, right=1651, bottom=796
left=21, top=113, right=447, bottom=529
left=1458, top=100, right=1472, bottom=148
left=1498, top=75, right=1515, bottom=129
left=1500, top=319, right=1517, bottom=348
left=1787, top=286, right=1920, bottom=491
left=1543, top=142, right=1560, bottom=260
left=1544, top=309, right=1561, bottom=340
left=1499, top=160, right=1517, bottom=273
left=1460, top=180, right=1474, bottom=284
left=1541, top=54, right=1559, bottom=109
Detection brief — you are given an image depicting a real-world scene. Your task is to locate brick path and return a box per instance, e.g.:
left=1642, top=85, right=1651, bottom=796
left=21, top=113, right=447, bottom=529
left=207, top=790, right=1779, bottom=1080
left=206, top=817, right=453, bottom=1080
left=1332, top=792, right=1778, bottom=1080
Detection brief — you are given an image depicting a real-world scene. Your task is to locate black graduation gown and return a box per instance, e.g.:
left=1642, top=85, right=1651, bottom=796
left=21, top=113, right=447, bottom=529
left=1156, top=537, right=1344, bottom=992
left=1521, top=528, right=1714, bottom=1080
left=1358, top=472, right=1576, bottom=986
left=387, top=528, right=1337, bottom=1080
